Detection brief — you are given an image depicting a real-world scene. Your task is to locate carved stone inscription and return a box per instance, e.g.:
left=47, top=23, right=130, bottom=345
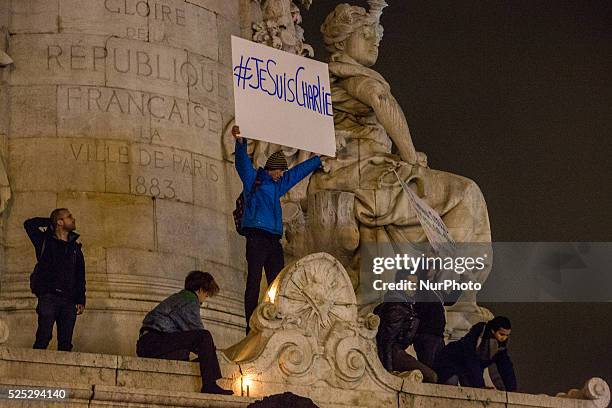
left=6, top=2, right=235, bottom=231
left=11, top=35, right=230, bottom=104
left=104, top=0, right=186, bottom=24
left=61, top=86, right=215, bottom=130
left=60, top=0, right=218, bottom=59
left=147, top=0, right=218, bottom=60
left=2, top=0, right=242, bottom=354
left=46, top=37, right=224, bottom=100
left=58, top=85, right=223, bottom=157
left=69, top=140, right=220, bottom=203
left=9, top=34, right=107, bottom=86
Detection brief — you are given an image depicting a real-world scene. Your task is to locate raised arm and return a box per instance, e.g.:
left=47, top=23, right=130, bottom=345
left=234, top=139, right=257, bottom=189
left=278, top=155, right=322, bottom=196
left=23, top=217, right=50, bottom=257
left=232, top=125, right=257, bottom=189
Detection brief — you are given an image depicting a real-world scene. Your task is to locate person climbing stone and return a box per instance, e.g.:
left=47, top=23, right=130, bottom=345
left=434, top=316, right=517, bottom=391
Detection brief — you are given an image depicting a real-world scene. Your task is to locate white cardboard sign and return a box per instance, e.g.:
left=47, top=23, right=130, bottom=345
left=231, top=35, right=336, bottom=156
left=393, top=170, right=456, bottom=255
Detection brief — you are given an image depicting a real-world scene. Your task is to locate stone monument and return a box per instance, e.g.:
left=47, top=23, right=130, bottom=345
left=225, top=0, right=495, bottom=339
left=315, top=0, right=492, bottom=246
left=315, top=1, right=495, bottom=336
left=0, top=0, right=246, bottom=354
left=0, top=2, right=609, bottom=407
left=224, top=252, right=416, bottom=407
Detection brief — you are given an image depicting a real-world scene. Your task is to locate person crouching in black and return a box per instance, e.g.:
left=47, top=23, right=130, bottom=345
left=373, top=270, right=438, bottom=383
left=434, top=316, right=517, bottom=391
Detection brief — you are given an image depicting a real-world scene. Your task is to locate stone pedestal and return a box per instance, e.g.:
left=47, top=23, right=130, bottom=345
left=0, top=0, right=246, bottom=354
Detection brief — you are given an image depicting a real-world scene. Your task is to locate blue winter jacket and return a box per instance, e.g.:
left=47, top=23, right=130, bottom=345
left=235, top=139, right=321, bottom=237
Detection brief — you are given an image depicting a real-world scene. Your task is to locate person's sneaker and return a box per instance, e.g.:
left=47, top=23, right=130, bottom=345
left=201, top=384, right=234, bottom=395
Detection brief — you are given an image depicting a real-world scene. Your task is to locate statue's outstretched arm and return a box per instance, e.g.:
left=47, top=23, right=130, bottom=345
left=345, top=77, right=418, bottom=164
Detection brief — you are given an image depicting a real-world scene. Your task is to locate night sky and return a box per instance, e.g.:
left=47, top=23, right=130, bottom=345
left=301, top=0, right=612, bottom=396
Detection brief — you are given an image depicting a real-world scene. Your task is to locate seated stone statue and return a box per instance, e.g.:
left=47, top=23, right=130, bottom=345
left=309, top=1, right=491, bottom=293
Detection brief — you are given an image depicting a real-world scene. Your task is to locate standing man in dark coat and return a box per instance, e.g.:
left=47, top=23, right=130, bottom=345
left=412, top=289, right=448, bottom=369
left=231, top=125, right=322, bottom=333
left=137, top=271, right=233, bottom=395
left=434, top=316, right=517, bottom=391
left=412, top=266, right=462, bottom=370
left=373, top=270, right=438, bottom=383
left=24, top=208, right=86, bottom=351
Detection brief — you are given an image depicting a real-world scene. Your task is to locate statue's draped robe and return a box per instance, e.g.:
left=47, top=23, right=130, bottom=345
left=309, top=57, right=491, bottom=246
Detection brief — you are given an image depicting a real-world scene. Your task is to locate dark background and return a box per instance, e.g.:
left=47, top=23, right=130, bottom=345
left=301, top=0, right=612, bottom=396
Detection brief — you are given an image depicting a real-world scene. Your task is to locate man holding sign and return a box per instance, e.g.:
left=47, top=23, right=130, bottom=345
left=232, top=125, right=322, bottom=333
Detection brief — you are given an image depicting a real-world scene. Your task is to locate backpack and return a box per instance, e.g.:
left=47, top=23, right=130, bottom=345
left=29, top=238, right=47, bottom=296
left=373, top=301, right=420, bottom=346
left=233, top=194, right=247, bottom=236
left=233, top=169, right=264, bottom=236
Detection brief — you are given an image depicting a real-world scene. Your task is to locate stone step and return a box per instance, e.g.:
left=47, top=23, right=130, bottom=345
left=1, top=346, right=609, bottom=408
left=0, top=346, right=242, bottom=394
left=0, top=378, right=92, bottom=408
left=0, top=378, right=254, bottom=407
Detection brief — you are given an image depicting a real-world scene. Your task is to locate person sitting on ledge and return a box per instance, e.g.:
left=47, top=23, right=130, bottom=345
left=136, top=271, right=233, bottom=395
left=373, top=270, right=438, bottom=383
left=434, top=316, right=517, bottom=391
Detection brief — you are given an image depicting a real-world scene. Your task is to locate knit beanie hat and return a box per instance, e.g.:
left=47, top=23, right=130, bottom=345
left=265, top=151, right=288, bottom=171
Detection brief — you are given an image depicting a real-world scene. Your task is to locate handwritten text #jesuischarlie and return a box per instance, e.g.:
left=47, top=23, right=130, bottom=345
left=233, top=55, right=333, bottom=117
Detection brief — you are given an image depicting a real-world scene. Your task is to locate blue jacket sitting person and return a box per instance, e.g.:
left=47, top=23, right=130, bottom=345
left=434, top=316, right=517, bottom=391
left=232, top=125, right=322, bottom=333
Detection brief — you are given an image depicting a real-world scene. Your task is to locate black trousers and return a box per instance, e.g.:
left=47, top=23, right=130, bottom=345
left=244, top=231, right=284, bottom=333
left=434, top=345, right=486, bottom=388
left=413, top=333, right=445, bottom=369
left=435, top=360, right=485, bottom=388
left=136, top=330, right=222, bottom=390
left=33, top=293, right=77, bottom=351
